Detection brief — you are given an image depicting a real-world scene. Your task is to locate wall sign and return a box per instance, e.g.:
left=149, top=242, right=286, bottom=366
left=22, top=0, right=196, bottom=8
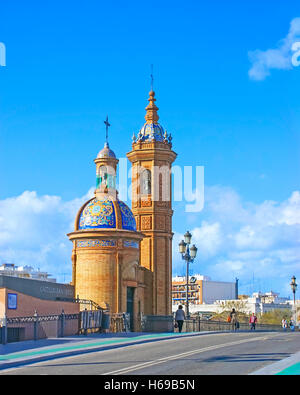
left=7, top=293, right=17, bottom=310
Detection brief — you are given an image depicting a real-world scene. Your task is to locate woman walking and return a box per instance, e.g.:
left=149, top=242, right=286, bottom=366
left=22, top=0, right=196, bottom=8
left=249, top=313, right=258, bottom=330
left=175, top=305, right=186, bottom=333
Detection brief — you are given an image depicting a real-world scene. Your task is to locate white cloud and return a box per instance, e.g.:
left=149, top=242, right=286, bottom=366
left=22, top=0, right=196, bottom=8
left=0, top=188, right=94, bottom=282
left=248, top=17, right=300, bottom=80
left=173, top=186, right=300, bottom=295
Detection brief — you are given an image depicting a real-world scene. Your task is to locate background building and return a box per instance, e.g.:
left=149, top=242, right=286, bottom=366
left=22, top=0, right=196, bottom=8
left=0, top=274, right=77, bottom=319
left=172, top=289, right=294, bottom=317
left=0, top=263, right=56, bottom=282
left=172, top=275, right=238, bottom=307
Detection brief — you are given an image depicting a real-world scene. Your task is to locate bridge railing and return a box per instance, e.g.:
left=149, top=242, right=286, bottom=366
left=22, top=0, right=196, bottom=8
left=181, top=318, right=282, bottom=333
left=0, top=310, right=130, bottom=344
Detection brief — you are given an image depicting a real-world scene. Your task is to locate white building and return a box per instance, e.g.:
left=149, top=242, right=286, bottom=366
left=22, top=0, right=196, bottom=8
left=0, top=263, right=56, bottom=282
left=241, top=291, right=292, bottom=315
left=172, top=274, right=238, bottom=309
left=173, top=290, right=293, bottom=316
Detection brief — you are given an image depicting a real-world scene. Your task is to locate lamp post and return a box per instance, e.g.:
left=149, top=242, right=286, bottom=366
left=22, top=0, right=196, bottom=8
left=178, top=231, right=198, bottom=319
left=290, top=276, right=297, bottom=322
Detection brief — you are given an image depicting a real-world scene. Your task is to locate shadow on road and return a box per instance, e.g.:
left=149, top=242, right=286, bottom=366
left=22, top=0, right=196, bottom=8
left=195, top=352, right=291, bottom=364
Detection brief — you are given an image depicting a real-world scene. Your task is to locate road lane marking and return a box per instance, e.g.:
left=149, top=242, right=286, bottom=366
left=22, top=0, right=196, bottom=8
left=102, top=334, right=278, bottom=375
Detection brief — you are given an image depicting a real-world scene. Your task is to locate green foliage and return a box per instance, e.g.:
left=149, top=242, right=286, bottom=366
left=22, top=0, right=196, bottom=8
left=257, top=309, right=292, bottom=325
left=211, top=300, right=249, bottom=323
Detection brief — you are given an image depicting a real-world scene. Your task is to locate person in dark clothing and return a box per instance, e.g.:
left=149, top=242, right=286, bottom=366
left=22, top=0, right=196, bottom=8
left=175, top=305, right=186, bottom=333
left=230, top=308, right=238, bottom=331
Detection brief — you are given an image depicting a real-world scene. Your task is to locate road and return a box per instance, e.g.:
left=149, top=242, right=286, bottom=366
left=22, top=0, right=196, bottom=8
left=1, top=331, right=299, bottom=375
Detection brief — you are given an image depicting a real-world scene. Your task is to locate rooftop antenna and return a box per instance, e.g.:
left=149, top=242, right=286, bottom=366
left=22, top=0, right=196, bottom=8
left=104, top=115, right=111, bottom=145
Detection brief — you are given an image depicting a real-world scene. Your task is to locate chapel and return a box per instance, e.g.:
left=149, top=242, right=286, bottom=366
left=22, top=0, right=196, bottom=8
left=68, top=89, right=177, bottom=330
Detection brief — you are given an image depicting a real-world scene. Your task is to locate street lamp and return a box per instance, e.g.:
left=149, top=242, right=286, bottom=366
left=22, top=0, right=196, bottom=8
left=290, top=276, right=297, bottom=322
left=178, top=231, right=198, bottom=319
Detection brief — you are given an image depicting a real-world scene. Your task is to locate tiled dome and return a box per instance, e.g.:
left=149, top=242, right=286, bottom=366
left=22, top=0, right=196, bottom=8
left=137, top=123, right=165, bottom=142
left=133, top=90, right=172, bottom=144
left=78, top=196, right=136, bottom=232
left=97, top=142, right=116, bottom=159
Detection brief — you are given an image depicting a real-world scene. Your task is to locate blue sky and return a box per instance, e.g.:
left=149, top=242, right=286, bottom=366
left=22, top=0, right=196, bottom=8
left=0, top=1, right=299, bottom=297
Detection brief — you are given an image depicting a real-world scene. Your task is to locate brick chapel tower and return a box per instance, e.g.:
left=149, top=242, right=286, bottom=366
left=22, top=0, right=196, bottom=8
left=68, top=138, right=145, bottom=330
left=127, top=90, right=177, bottom=315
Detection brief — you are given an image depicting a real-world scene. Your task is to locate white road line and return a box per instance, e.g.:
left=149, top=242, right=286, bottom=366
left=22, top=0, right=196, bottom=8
left=102, top=334, right=277, bottom=375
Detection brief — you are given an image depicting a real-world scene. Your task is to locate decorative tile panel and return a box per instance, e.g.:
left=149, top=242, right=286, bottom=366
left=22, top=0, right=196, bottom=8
left=123, top=240, right=139, bottom=249
left=118, top=201, right=137, bottom=231
left=76, top=239, right=116, bottom=248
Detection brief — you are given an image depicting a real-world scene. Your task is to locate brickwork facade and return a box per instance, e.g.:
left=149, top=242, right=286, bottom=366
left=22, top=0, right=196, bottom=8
left=127, top=91, right=177, bottom=316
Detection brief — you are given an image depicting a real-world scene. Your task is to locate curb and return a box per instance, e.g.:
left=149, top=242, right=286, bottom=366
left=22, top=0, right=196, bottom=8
left=250, top=350, right=300, bottom=375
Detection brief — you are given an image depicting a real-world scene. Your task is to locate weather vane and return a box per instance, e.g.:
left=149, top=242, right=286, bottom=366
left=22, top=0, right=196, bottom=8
left=104, top=115, right=110, bottom=144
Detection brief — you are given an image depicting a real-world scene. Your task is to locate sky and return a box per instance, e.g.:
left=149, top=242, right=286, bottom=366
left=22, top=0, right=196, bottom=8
left=0, top=0, right=299, bottom=297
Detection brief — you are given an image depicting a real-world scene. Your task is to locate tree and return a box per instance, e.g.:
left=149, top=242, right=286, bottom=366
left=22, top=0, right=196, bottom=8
left=257, top=309, right=292, bottom=325
left=211, top=300, right=249, bottom=323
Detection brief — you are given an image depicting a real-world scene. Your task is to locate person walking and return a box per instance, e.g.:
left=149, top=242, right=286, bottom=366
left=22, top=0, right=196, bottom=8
left=249, top=313, right=258, bottom=330
left=282, top=318, right=288, bottom=332
left=230, top=308, right=238, bottom=331
left=175, top=305, right=186, bottom=333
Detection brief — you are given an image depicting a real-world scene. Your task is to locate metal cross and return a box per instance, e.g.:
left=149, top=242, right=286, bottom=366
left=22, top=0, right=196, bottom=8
left=104, top=115, right=110, bottom=143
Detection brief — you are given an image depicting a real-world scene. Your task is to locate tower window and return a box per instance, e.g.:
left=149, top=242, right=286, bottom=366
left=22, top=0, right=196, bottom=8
left=141, top=169, right=151, bottom=195
left=96, top=166, right=107, bottom=187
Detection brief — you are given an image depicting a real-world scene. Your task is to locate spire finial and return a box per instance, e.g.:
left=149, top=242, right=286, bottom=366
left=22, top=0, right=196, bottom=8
left=145, top=90, right=159, bottom=124
left=150, top=64, right=154, bottom=92
left=104, top=115, right=110, bottom=145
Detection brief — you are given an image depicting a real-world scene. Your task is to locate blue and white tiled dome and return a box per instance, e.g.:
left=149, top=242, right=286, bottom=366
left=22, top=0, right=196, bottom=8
left=133, top=91, right=172, bottom=144
left=137, top=123, right=165, bottom=142
left=78, top=196, right=136, bottom=232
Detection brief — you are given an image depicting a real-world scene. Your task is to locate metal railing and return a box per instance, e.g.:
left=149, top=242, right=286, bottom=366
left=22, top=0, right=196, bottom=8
left=180, top=318, right=283, bottom=333
left=0, top=310, right=129, bottom=344
left=55, top=297, right=103, bottom=311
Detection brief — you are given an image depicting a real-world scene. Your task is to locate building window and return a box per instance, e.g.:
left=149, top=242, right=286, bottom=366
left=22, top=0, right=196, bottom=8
left=141, top=169, right=151, bottom=195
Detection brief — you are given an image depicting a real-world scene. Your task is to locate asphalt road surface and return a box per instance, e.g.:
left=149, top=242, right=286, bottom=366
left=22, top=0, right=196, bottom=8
left=1, top=331, right=299, bottom=375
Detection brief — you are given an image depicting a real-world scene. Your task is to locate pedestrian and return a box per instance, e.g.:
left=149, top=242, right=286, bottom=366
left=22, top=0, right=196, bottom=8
left=230, top=308, right=238, bottom=331
left=289, top=319, right=295, bottom=332
left=249, top=313, right=257, bottom=330
left=282, top=318, right=288, bottom=332
left=175, top=305, right=186, bottom=333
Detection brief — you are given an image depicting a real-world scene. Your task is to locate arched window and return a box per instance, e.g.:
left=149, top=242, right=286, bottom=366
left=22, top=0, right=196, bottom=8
left=141, top=169, right=151, bottom=195
left=96, top=165, right=117, bottom=190
left=96, top=165, right=107, bottom=189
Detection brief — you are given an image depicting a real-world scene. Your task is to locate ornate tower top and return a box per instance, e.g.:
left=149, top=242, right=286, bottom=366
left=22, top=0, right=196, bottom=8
left=134, top=90, right=172, bottom=145
left=145, top=90, right=159, bottom=124
left=94, top=117, right=118, bottom=195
